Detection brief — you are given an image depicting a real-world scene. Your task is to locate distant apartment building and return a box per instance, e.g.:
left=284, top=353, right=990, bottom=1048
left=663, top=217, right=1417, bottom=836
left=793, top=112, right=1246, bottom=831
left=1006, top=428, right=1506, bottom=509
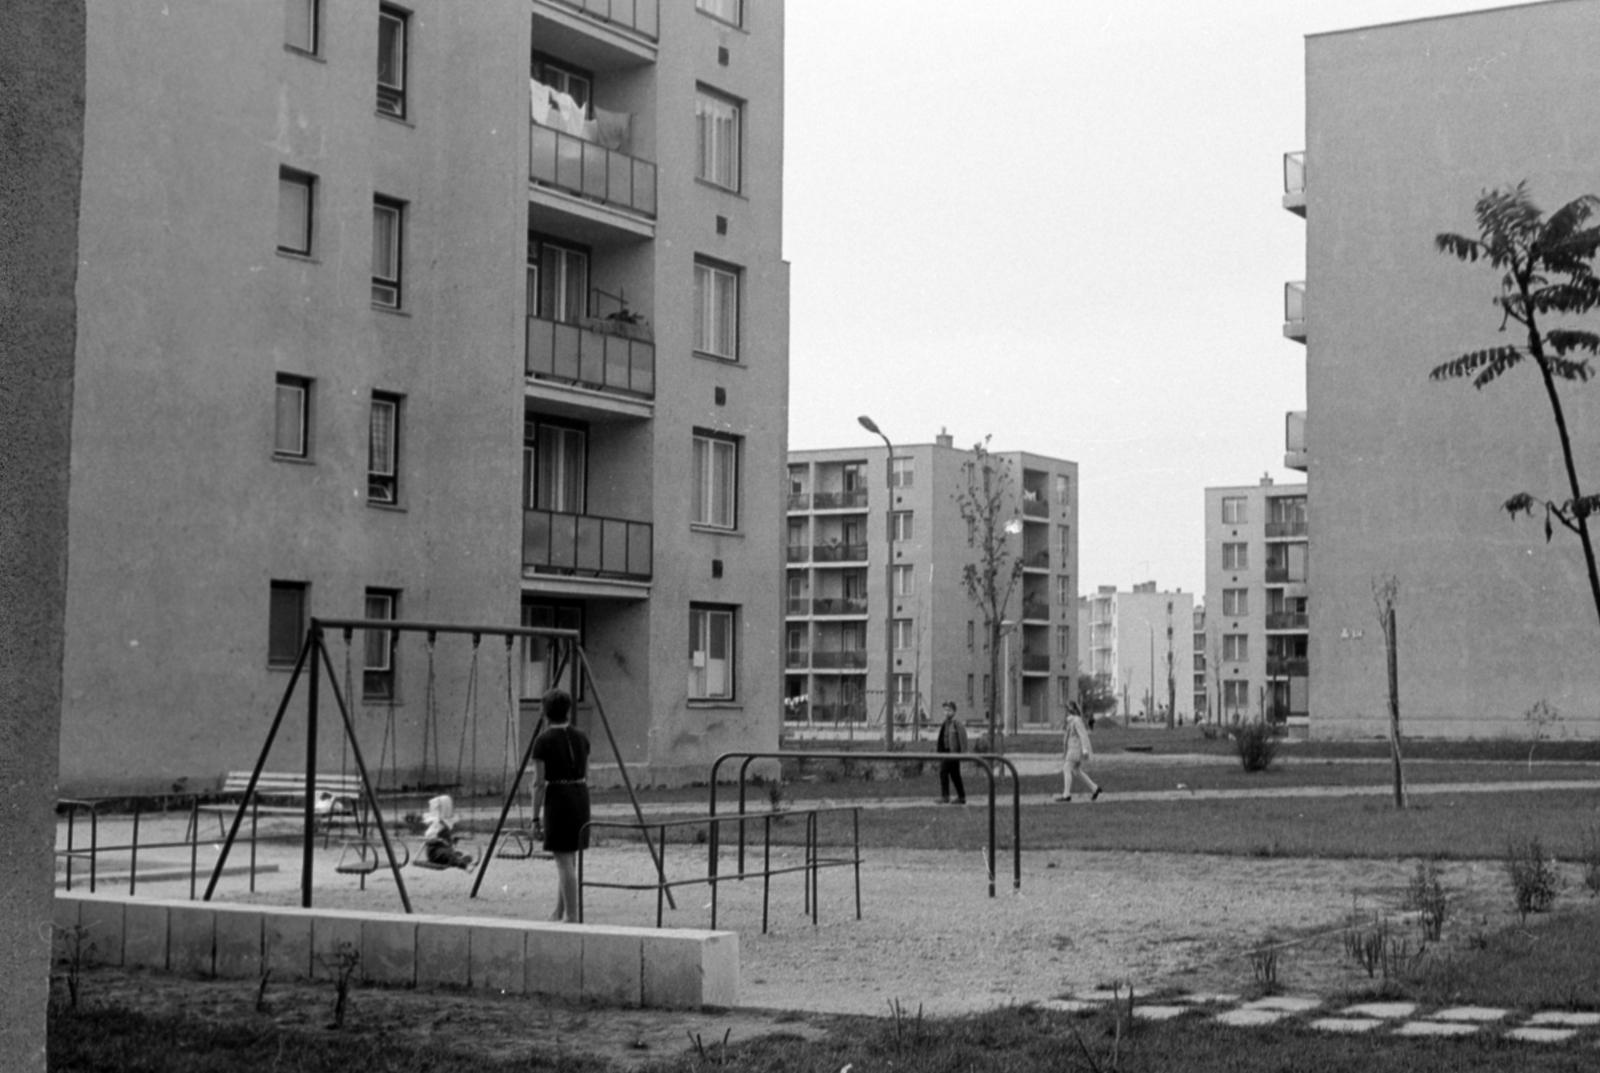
left=1286, top=0, right=1600, bottom=737
left=1077, top=584, right=1195, bottom=723
left=58, top=0, right=789, bottom=794
left=1192, top=605, right=1208, bottom=720
left=784, top=434, right=1078, bottom=734
left=1203, top=478, right=1309, bottom=728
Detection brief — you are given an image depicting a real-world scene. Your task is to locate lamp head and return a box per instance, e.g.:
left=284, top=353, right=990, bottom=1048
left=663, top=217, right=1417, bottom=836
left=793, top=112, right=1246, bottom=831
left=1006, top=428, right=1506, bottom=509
left=857, top=415, right=881, bottom=435
left=1003, top=518, right=1024, bottom=535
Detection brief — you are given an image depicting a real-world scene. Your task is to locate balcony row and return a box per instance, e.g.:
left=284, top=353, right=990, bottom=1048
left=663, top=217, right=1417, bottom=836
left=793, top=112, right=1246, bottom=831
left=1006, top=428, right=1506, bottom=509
left=788, top=543, right=869, bottom=564
left=1265, top=612, right=1309, bottom=631
left=785, top=651, right=869, bottom=670
left=540, top=0, right=659, bottom=41
left=785, top=597, right=869, bottom=618
left=1267, top=656, right=1309, bottom=678
left=786, top=490, right=870, bottom=513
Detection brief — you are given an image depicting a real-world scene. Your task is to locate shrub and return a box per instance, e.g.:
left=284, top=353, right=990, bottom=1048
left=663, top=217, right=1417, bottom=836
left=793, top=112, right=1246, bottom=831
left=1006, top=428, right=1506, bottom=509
left=1234, top=719, right=1280, bottom=773
left=1578, top=825, right=1600, bottom=899
left=1405, top=861, right=1450, bottom=941
left=1505, top=836, right=1561, bottom=922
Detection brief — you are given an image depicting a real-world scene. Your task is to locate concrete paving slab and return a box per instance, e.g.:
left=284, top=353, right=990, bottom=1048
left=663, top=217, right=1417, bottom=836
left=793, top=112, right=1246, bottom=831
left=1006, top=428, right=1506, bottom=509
left=1395, top=1021, right=1479, bottom=1037
left=1131, top=1005, right=1187, bottom=1021
left=1215, top=1008, right=1288, bottom=1027
left=1507, top=1027, right=1578, bottom=1044
left=1528, top=1011, right=1600, bottom=1027
left=1241, top=995, right=1320, bottom=1013
left=1342, top=1001, right=1417, bottom=1019
left=1309, top=1017, right=1384, bottom=1034
left=1431, top=1006, right=1508, bottom=1022
left=1040, top=999, right=1101, bottom=1013
left=1174, top=992, right=1240, bottom=1006
left=1075, top=988, right=1132, bottom=1003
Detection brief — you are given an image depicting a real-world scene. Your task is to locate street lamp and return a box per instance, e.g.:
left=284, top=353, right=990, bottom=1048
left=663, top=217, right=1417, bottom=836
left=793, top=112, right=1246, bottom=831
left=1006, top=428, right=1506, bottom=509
left=858, top=415, right=896, bottom=748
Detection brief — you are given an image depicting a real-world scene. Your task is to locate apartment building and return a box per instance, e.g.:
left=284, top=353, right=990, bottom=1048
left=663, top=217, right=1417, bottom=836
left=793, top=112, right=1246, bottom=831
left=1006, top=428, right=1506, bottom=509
left=1077, top=583, right=1195, bottom=723
left=1285, top=0, right=1600, bottom=737
left=1203, top=478, right=1308, bottom=729
left=58, top=0, right=788, bottom=794
left=783, top=434, right=1078, bottom=735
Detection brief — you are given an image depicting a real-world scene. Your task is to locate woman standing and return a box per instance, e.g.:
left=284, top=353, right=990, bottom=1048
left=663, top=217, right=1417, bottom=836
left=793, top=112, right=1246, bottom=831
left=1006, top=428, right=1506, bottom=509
left=531, top=688, right=590, bottom=922
left=1055, top=708, right=1102, bottom=803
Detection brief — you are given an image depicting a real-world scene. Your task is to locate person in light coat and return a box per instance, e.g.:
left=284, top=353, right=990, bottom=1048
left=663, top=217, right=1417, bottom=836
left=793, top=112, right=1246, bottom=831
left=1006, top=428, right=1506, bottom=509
left=1055, top=710, right=1102, bottom=803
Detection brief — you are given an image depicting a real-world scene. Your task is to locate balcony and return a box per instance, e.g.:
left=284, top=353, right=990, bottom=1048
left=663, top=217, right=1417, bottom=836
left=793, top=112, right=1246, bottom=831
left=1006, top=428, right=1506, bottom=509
left=1266, top=612, right=1309, bottom=631
left=813, top=489, right=869, bottom=511
left=1021, top=653, right=1052, bottom=674
left=812, top=651, right=868, bottom=670
left=1283, top=151, right=1305, bottom=216
left=1023, top=549, right=1050, bottom=571
left=812, top=597, right=867, bottom=617
left=1268, top=656, right=1309, bottom=678
left=541, top=0, right=659, bottom=40
left=784, top=649, right=809, bottom=669
left=786, top=493, right=809, bottom=512
left=526, top=315, right=654, bottom=401
left=1265, top=565, right=1290, bottom=583
left=785, top=597, right=809, bottom=615
left=786, top=545, right=809, bottom=563
left=1284, top=281, right=1306, bottom=343
left=1021, top=496, right=1049, bottom=519
left=1021, top=599, right=1050, bottom=622
left=529, top=122, right=657, bottom=224
left=813, top=543, right=868, bottom=563
left=1285, top=410, right=1307, bottom=472
left=523, top=508, right=651, bottom=581
left=811, top=702, right=867, bottom=723
left=1266, top=520, right=1308, bottom=539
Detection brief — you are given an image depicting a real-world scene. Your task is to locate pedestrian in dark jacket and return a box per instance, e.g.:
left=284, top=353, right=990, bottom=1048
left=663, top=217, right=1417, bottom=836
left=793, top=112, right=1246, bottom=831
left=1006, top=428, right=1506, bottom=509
left=935, top=701, right=968, bottom=804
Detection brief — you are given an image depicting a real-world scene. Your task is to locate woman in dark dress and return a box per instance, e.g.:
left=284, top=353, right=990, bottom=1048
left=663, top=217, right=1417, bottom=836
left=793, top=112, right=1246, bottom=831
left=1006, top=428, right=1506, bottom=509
left=531, top=688, right=590, bottom=922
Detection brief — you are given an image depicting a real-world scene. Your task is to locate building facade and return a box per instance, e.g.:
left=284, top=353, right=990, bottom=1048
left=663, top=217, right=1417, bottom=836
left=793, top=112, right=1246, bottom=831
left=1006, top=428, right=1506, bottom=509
left=1289, top=0, right=1600, bottom=738
left=1078, top=583, right=1195, bottom=723
left=783, top=434, right=1078, bottom=735
left=1203, top=478, right=1309, bottom=729
left=60, top=0, right=789, bottom=794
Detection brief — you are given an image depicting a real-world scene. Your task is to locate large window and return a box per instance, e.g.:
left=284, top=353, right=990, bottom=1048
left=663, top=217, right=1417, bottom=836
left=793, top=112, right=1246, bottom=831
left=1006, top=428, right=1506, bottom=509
left=893, top=674, right=914, bottom=708
left=891, top=511, right=913, bottom=541
left=268, top=581, right=308, bottom=667
left=530, top=55, right=591, bottom=113
left=372, top=197, right=404, bottom=308
left=1222, top=588, right=1248, bottom=616
left=1223, top=679, right=1249, bottom=712
left=522, top=600, right=583, bottom=700
left=893, top=619, right=913, bottom=650
left=693, top=432, right=739, bottom=529
left=1222, top=496, right=1248, bottom=524
left=527, top=235, right=589, bottom=323
left=363, top=589, right=399, bottom=700
left=695, top=88, right=742, bottom=191
left=368, top=392, right=401, bottom=504
left=274, top=374, right=310, bottom=459
left=1054, top=473, right=1070, bottom=503
left=277, top=168, right=315, bottom=255
left=1222, top=542, right=1248, bottom=570
left=695, top=0, right=742, bottom=26
left=1056, top=625, right=1071, bottom=656
left=890, top=457, right=914, bottom=488
left=689, top=605, right=736, bottom=701
left=893, top=564, right=914, bottom=597
left=694, top=258, right=740, bottom=360
left=1056, top=575, right=1071, bottom=606
left=377, top=6, right=407, bottom=118
left=285, top=0, right=318, bottom=54
left=524, top=417, right=587, bottom=513
left=1223, top=634, right=1249, bottom=662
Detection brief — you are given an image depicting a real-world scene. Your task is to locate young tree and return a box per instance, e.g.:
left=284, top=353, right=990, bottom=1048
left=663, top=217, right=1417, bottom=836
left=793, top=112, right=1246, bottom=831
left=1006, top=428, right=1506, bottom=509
left=956, top=437, right=1023, bottom=752
left=1432, top=183, right=1600, bottom=628
left=1373, top=575, right=1405, bottom=809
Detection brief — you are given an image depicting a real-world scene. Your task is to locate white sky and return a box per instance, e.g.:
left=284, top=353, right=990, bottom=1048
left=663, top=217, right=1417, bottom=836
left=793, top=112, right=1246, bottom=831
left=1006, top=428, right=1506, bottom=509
left=781, top=0, right=1542, bottom=598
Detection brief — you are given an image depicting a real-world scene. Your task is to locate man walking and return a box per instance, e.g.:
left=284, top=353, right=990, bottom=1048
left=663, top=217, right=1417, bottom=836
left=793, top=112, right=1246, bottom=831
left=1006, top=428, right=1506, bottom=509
left=936, top=700, right=968, bottom=804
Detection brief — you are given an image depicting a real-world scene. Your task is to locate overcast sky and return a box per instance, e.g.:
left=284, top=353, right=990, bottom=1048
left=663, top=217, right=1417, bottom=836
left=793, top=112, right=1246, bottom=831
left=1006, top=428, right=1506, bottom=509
left=781, top=0, right=1539, bottom=598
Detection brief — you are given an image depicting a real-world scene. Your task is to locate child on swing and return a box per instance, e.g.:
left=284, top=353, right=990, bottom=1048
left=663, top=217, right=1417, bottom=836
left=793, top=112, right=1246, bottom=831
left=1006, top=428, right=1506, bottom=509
left=422, top=794, right=473, bottom=869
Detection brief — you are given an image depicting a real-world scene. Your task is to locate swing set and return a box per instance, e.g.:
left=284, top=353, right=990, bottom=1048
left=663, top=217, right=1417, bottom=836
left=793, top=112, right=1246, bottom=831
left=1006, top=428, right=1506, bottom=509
left=201, top=616, right=672, bottom=914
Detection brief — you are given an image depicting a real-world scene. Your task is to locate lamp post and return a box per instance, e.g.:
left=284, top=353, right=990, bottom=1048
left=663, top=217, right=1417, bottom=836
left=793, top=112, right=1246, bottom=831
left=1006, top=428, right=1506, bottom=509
left=858, top=415, right=896, bottom=749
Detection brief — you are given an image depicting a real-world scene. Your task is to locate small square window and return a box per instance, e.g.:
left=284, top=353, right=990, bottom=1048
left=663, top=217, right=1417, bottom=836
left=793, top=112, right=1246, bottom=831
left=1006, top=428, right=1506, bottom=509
left=368, top=392, right=402, bottom=504
left=274, top=374, right=310, bottom=459
left=363, top=589, right=399, bottom=700
left=693, top=431, right=739, bottom=529
left=268, top=581, right=308, bottom=667
left=285, top=0, right=319, bottom=54
left=890, top=457, right=914, bottom=488
left=689, top=604, right=736, bottom=701
left=1223, top=634, right=1249, bottom=662
left=1222, top=496, right=1248, bottom=524
left=694, top=258, right=740, bottom=360
left=377, top=6, right=408, bottom=118
left=277, top=169, right=315, bottom=255
left=695, top=88, right=742, bottom=192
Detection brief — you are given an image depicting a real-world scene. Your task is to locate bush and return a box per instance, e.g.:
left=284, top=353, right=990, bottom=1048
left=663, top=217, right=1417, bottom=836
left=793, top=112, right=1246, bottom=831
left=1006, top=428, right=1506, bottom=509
left=1578, top=825, right=1600, bottom=899
left=1234, top=719, right=1280, bottom=773
left=1404, top=861, right=1449, bottom=941
left=1505, top=836, right=1561, bottom=922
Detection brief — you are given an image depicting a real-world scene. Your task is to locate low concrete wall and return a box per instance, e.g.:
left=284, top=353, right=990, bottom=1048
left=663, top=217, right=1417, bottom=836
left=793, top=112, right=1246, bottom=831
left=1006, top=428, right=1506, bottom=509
left=54, top=892, right=737, bottom=1009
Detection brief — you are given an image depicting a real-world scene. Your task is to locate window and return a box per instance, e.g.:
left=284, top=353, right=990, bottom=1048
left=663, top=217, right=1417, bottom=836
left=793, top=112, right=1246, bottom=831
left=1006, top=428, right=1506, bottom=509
left=522, top=599, right=584, bottom=700
left=524, top=417, right=587, bottom=513
left=893, top=564, right=914, bottom=597
left=372, top=197, right=404, bottom=308
left=842, top=462, right=865, bottom=493
left=368, top=392, right=401, bottom=504
left=890, top=457, right=914, bottom=488
left=527, top=235, right=589, bottom=323
left=966, top=674, right=975, bottom=705
left=694, top=258, right=740, bottom=360
left=1054, top=524, right=1070, bottom=560
left=1056, top=575, right=1071, bottom=606
left=285, top=0, right=318, bottom=53
left=1056, top=625, right=1071, bottom=656
left=689, top=605, right=736, bottom=701
left=1059, top=676, right=1072, bottom=709
left=1223, top=634, right=1249, bottom=662
left=787, top=464, right=805, bottom=496
left=692, top=431, right=739, bottom=529
left=1269, top=496, right=1308, bottom=525
left=893, top=619, right=913, bottom=650
left=268, top=581, right=308, bottom=667
left=1222, top=588, right=1248, bottom=616
left=377, top=6, right=407, bottom=118
left=695, top=0, right=742, bottom=25
left=1222, top=542, right=1248, bottom=570
left=695, top=88, right=742, bottom=191
left=530, top=55, right=591, bottom=113
left=966, top=620, right=974, bottom=651
left=363, top=589, right=399, bottom=700
left=274, top=374, right=310, bottom=459
left=891, top=511, right=913, bottom=541
left=277, top=168, right=315, bottom=255
left=893, top=674, right=914, bottom=709
left=1055, top=473, right=1070, bottom=503
left=1223, top=679, right=1249, bottom=711
left=1222, top=496, right=1248, bottom=524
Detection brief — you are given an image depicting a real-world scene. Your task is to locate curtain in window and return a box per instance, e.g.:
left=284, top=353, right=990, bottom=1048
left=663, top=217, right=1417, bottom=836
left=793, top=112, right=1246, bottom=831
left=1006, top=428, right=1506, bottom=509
left=694, top=264, right=737, bottom=357
left=372, top=206, right=397, bottom=281
left=369, top=400, right=395, bottom=477
left=521, top=603, right=582, bottom=700
left=694, top=436, right=736, bottom=527
left=696, top=93, right=739, bottom=188
left=534, top=424, right=585, bottom=513
left=689, top=608, right=733, bottom=699
left=539, top=244, right=587, bottom=323
left=378, top=13, right=403, bottom=90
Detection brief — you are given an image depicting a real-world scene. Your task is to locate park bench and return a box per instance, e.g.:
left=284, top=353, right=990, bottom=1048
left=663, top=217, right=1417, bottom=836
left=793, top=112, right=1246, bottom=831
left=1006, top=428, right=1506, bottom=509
left=190, top=771, right=367, bottom=841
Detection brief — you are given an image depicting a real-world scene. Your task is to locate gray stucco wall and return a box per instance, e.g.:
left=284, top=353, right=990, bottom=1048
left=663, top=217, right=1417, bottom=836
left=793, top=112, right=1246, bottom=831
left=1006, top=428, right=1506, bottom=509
left=0, top=1, right=85, bottom=1065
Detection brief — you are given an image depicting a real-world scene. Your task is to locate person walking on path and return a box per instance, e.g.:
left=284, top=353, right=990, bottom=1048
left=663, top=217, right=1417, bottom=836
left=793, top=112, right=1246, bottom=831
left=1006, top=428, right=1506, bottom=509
left=532, top=688, right=591, bottom=922
left=935, top=700, right=968, bottom=804
left=1056, top=708, right=1102, bottom=803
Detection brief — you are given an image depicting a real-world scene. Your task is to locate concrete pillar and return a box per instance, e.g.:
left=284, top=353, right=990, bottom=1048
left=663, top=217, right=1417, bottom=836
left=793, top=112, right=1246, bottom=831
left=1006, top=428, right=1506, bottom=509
left=0, top=2, right=86, bottom=1067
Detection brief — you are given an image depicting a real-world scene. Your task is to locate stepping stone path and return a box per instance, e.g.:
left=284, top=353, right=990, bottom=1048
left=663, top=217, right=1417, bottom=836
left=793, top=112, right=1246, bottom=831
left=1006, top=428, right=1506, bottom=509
left=1045, top=991, right=1599, bottom=1045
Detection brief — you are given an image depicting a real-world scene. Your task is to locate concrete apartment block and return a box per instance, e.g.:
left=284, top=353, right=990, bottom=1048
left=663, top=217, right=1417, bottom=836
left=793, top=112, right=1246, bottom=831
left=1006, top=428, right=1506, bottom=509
left=212, top=906, right=264, bottom=980
left=525, top=924, right=585, bottom=999
left=642, top=929, right=738, bottom=1008
left=415, top=918, right=472, bottom=989
left=469, top=920, right=530, bottom=994
left=167, top=903, right=216, bottom=976
left=361, top=915, right=418, bottom=986
left=122, top=901, right=170, bottom=971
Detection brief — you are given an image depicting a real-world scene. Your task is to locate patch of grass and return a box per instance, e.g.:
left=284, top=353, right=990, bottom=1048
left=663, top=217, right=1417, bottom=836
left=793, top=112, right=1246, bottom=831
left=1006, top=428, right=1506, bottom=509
left=1400, top=905, right=1600, bottom=1010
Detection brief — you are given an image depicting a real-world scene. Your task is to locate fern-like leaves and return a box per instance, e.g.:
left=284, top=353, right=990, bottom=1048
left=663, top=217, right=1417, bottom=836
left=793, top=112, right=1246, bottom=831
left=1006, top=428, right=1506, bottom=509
left=1429, top=346, right=1524, bottom=388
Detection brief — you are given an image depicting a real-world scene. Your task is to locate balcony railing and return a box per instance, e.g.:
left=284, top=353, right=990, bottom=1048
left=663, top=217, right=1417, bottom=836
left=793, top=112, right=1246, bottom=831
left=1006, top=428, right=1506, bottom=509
left=813, top=543, right=868, bottom=562
left=786, top=493, right=810, bottom=512
left=543, top=0, right=660, bottom=39
left=1023, top=549, right=1050, bottom=570
left=1284, top=151, right=1305, bottom=198
left=812, top=651, right=868, bottom=670
left=1285, top=409, right=1307, bottom=472
left=1265, top=565, right=1290, bottom=583
left=523, top=508, right=651, bottom=580
left=530, top=122, right=657, bottom=217
left=813, top=489, right=868, bottom=510
left=1284, top=281, right=1306, bottom=342
left=1268, top=656, right=1309, bottom=678
left=810, top=702, right=867, bottom=723
left=785, top=597, right=810, bottom=615
left=1021, top=497, right=1049, bottom=519
left=1265, top=520, right=1308, bottom=538
left=786, top=545, right=809, bottom=563
left=812, top=597, right=867, bottom=616
left=784, top=650, right=809, bottom=669
left=1021, top=653, right=1051, bottom=673
left=526, top=315, right=655, bottom=399
left=1266, top=612, right=1309, bottom=630
left=1021, top=600, right=1050, bottom=621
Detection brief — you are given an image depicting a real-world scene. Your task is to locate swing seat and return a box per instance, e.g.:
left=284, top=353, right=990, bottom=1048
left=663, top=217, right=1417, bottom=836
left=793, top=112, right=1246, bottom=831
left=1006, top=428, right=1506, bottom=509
left=335, top=840, right=380, bottom=875
left=496, top=828, right=552, bottom=860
